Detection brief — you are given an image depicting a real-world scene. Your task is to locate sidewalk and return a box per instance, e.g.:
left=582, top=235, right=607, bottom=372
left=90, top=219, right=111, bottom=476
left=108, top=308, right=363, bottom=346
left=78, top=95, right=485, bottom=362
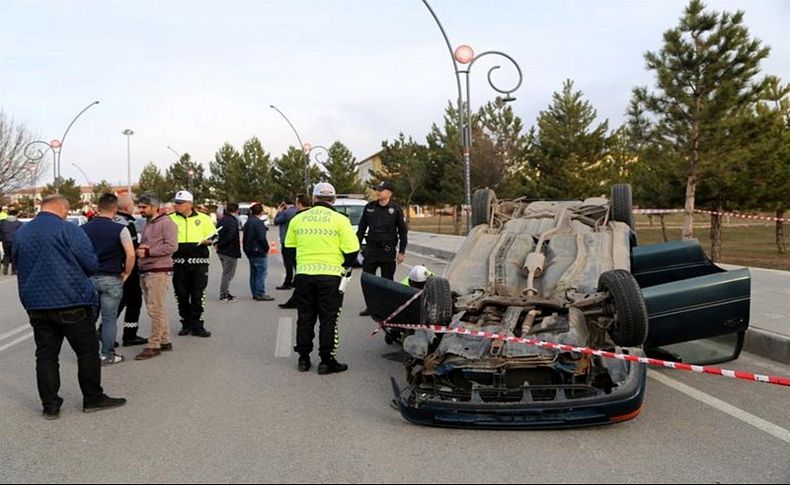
left=407, top=231, right=790, bottom=364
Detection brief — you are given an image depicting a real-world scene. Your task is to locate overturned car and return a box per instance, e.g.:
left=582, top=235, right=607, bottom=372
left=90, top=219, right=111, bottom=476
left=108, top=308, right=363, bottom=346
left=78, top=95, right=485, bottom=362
left=362, top=185, right=751, bottom=429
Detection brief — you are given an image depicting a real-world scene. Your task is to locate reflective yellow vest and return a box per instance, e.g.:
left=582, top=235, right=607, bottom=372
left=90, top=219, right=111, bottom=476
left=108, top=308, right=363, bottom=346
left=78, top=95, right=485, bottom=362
left=285, top=204, right=360, bottom=276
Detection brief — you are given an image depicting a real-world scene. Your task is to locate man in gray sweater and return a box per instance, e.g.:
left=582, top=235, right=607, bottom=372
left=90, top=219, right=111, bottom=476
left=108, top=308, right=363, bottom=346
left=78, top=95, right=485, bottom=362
left=134, top=195, right=179, bottom=360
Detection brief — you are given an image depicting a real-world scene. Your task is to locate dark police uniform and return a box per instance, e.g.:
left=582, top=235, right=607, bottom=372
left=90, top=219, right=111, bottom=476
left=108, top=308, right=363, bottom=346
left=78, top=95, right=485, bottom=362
left=356, top=200, right=408, bottom=281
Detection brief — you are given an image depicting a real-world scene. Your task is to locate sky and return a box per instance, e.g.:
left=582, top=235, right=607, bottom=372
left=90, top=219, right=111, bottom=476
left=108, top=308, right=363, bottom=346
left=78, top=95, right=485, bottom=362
left=1, top=0, right=788, bottom=188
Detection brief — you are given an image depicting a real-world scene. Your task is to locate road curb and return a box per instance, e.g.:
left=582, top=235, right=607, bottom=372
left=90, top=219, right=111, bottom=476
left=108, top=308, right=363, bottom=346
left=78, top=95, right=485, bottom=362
left=409, top=242, right=790, bottom=365
left=744, top=328, right=790, bottom=365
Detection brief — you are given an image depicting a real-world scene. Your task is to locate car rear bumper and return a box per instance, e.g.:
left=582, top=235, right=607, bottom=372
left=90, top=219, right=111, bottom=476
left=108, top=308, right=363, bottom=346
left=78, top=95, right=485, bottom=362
left=392, top=360, right=647, bottom=430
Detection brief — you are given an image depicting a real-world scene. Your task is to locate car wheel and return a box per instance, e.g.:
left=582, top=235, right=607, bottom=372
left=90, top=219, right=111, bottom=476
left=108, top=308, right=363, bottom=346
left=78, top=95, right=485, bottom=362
left=420, top=277, right=453, bottom=326
left=610, top=183, right=634, bottom=231
left=598, top=269, right=648, bottom=347
left=471, top=189, right=497, bottom=227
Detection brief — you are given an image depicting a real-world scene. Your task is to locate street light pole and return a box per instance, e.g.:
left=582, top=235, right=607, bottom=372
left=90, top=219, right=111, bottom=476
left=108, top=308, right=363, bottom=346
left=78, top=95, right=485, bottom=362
left=187, top=169, right=194, bottom=194
left=270, top=105, right=310, bottom=195
left=122, top=129, right=135, bottom=195
left=421, top=0, right=523, bottom=231
left=166, top=145, right=181, bottom=162
left=57, top=101, right=100, bottom=193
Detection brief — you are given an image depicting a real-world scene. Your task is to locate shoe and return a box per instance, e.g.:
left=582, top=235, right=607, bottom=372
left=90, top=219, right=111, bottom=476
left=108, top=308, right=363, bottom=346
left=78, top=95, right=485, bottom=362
left=318, top=359, right=348, bottom=375
left=298, top=356, right=311, bottom=372
left=178, top=328, right=191, bottom=336
left=191, top=328, right=211, bottom=338
left=278, top=302, right=297, bottom=309
left=359, top=309, right=372, bottom=317
left=42, top=397, right=63, bottom=420
left=83, top=394, right=127, bottom=413
left=134, top=348, right=161, bottom=360
left=276, top=284, right=294, bottom=290
left=100, top=354, right=125, bottom=366
left=219, top=294, right=237, bottom=303
left=160, top=343, right=173, bottom=351
left=254, top=294, right=275, bottom=302
left=43, top=408, right=61, bottom=420
left=122, top=327, right=148, bottom=347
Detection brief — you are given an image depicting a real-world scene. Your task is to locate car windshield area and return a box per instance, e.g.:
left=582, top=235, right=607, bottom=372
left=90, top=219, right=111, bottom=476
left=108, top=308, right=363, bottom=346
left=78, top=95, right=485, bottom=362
left=336, top=205, right=364, bottom=225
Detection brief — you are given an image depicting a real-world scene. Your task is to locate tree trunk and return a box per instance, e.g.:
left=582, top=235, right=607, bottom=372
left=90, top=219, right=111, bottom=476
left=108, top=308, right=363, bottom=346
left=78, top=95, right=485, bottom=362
left=776, top=209, right=785, bottom=255
left=454, top=205, right=462, bottom=236
left=710, top=200, right=723, bottom=263
left=659, top=215, right=668, bottom=242
left=684, top=98, right=701, bottom=241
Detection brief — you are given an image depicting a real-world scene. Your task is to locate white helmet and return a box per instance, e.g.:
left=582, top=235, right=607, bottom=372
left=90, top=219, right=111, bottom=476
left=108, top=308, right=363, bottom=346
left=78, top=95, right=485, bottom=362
left=408, top=265, right=431, bottom=283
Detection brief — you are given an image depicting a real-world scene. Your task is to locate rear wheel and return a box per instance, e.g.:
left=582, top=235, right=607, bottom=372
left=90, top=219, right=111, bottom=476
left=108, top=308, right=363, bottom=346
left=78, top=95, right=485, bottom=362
left=420, top=277, right=453, bottom=326
left=471, top=189, right=497, bottom=227
left=598, top=270, right=648, bottom=347
left=610, top=184, right=634, bottom=231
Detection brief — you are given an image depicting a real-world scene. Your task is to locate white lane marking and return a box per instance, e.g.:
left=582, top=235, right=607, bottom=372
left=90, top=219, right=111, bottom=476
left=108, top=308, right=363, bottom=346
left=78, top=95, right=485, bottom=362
left=0, top=325, right=30, bottom=343
left=275, top=317, right=293, bottom=358
left=649, top=371, right=790, bottom=445
left=0, top=332, right=34, bottom=352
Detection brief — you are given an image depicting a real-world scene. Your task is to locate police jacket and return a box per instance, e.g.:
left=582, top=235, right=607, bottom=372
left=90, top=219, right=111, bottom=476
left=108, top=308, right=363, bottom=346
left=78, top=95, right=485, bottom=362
left=169, top=210, right=216, bottom=265
left=356, top=201, right=408, bottom=256
left=285, top=202, right=360, bottom=276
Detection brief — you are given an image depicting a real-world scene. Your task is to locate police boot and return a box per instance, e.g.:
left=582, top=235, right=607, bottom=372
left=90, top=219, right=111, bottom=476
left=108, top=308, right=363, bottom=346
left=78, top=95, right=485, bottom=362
left=318, top=358, right=348, bottom=376
left=178, top=320, right=192, bottom=336
left=297, top=355, right=311, bottom=372
left=122, top=326, right=148, bottom=347
left=191, top=320, right=211, bottom=338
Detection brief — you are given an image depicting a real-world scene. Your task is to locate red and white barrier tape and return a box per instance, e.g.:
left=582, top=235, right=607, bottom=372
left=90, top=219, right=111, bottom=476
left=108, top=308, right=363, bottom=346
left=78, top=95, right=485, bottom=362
left=370, top=289, right=425, bottom=336
left=379, top=322, right=790, bottom=388
left=634, top=208, right=790, bottom=223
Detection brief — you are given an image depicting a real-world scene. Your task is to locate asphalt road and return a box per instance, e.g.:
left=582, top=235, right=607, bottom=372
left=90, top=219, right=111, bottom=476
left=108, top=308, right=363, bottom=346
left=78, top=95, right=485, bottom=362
left=0, top=252, right=789, bottom=483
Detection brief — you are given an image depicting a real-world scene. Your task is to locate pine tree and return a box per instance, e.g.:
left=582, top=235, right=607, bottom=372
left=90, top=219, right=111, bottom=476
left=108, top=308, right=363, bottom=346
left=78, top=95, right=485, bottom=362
left=41, top=177, right=82, bottom=209
left=272, top=146, right=322, bottom=202
left=325, top=141, right=364, bottom=195
left=90, top=180, right=115, bottom=203
left=425, top=102, right=464, bottom=206
left=135, top=162, right=169, bottom=202
left=528, top=79, right=611, bottom=199
left=232, top=137, right=275, bottom=203
left=165, top=154, right=208, bottom=203
left=638, top=0, right=771, bottom=243
left=371, top=133, right=429, bottom=218
left=477, top=98, right=531, bottom=197
left=209, top=143, right=241, bottom=203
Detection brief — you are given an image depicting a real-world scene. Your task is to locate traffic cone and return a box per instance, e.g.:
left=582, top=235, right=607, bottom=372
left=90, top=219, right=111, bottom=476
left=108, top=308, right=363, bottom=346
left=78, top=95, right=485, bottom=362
left=269, top=241, right=280, bottom=255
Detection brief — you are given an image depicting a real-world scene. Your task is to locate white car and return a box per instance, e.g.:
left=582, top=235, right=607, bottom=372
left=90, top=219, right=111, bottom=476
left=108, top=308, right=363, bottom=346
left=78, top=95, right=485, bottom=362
left=333, top=197, right=368, bottom=265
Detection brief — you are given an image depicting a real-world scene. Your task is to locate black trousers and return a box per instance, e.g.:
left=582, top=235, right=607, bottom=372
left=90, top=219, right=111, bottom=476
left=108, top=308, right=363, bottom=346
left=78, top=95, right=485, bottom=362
left=362, top=259, right=396, bottom=281
left=1, top=241, right=12, bottom=269
left=117, top=265, right=142, bottom=325
left=28, top=306, right=103, bottom=411
left=281, top=247, right=297, bottom=286
left=173, top=264, right=209, bottom=329
left=293, top=274, right=343, bottom=361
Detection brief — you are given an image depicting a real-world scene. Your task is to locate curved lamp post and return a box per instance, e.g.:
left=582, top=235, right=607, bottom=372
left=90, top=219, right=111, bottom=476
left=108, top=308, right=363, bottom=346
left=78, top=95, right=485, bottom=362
left=421, top=0, right=523, bottom=230
left=166, top=145, right=181, bottom=162
left=303, top=143, right=331, bottom=179
left=22, top=101, right=100, bottom=194
left=270, top=105, right=311, bottom=195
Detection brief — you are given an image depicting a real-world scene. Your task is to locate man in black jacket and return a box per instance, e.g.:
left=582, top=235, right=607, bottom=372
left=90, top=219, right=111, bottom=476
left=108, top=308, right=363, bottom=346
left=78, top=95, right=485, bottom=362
left=0, top=209, right=23, bottom=275
left=357, top=181, right=408, bottom=316
left=115, top=195, right=147, bottom=346
left=243, top=204, right=273, bottom=301
left=216, top=203, right=241, bottom=302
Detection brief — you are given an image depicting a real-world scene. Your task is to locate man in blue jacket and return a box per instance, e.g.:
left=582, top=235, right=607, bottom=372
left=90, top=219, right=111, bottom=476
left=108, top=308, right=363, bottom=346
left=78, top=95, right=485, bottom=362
left=242, top=204, right=273, bottom=301
left=274, top=197, right=298, bottom=290
left=12, top=195, right=126, bottom=420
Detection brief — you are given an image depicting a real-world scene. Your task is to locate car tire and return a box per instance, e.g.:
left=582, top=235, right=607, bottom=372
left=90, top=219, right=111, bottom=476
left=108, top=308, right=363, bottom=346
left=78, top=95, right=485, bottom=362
left=471, top=189, right=497, bottom=227
left=420, top=277, right=453, bottom=326
left=610, top=184, right=634, bottom=231
left=598, top=269, right=648, bottom=347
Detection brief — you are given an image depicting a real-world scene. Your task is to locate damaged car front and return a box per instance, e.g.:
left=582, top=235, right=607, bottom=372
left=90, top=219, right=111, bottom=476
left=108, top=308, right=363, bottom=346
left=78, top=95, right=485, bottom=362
left=363, top=184, right=750, bottom=429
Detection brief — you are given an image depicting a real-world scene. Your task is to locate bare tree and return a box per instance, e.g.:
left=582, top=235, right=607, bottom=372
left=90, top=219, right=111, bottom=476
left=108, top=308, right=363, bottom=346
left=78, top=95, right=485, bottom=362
left=0, top=111, right=40, bottom=199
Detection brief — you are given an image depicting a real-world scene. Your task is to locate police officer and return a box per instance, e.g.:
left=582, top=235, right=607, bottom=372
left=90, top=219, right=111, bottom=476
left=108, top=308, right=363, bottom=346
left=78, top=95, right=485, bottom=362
left=170, top=190, right=217, bottom=338
left=357, top=180, right=408, bottom=316
left=285, top=182, right=359, bottom=375
left=401, top=265, right=434, bottom=289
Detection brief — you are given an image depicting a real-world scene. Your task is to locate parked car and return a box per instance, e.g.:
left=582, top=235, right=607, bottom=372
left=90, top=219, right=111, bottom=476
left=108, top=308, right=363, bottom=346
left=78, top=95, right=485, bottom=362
left=334, top=197, right=368, bottom=266
left=362, top=184, right=750, bottom=429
